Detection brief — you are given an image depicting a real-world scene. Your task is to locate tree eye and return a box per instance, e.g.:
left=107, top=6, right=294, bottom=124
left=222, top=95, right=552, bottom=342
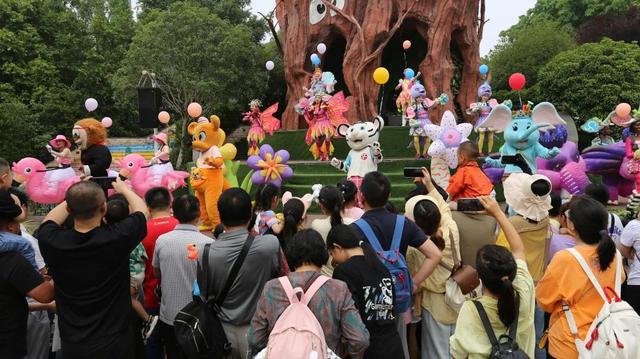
left=309, top=0, right=327, bottom=24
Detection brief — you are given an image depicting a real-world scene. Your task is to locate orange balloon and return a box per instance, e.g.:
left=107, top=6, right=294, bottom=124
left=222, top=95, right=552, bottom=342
left=403, top=40, right=412, bottom=50
left=187, top=102, right=202, bottom=118
left=158, top=111, right=170, bottom=124
left=616, top=103, right=632, bottom=118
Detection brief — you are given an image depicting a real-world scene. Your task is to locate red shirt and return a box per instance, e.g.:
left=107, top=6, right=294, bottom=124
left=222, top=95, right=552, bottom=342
left=447, top=161, right=494, bottom=201
left=142, top=216, right=179, bottom=309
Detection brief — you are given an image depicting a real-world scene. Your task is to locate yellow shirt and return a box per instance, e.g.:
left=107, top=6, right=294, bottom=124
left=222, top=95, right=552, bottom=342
left=450, top=259, right=536, bottom=358
left=496, top=216, right=550, bottom=282
left=406, top=188, right=460, bottom=325
left=536, top=246, right=625, bottom=359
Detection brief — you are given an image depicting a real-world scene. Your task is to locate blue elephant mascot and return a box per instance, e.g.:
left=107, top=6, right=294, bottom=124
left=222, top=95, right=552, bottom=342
left=484, top=102, right=566, bottom=174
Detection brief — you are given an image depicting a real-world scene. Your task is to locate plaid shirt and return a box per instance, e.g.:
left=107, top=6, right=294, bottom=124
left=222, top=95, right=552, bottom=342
left=247, top=271, right=370, bottom=358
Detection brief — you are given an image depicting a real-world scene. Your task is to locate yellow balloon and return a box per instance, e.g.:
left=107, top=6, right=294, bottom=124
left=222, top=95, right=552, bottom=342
left=373, top=67, right=390, bottom=85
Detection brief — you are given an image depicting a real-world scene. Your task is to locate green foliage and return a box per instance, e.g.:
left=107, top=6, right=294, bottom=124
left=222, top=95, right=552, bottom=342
left=0, top=99, right=50, bottom=163
left=507, top=0, right=640, bottom=33
left=535, top=39, right=640, bottom=120
left=487, top=20, right=576, bottom=98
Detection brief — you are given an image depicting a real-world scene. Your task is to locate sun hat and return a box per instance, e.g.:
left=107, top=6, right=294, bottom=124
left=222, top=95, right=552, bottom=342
left=504, top=173, right=552, bottom=222
left=404, top=195, right=438, bottom=222
left=152, top=133, right=168, bottom=145
left=49, top=135, right=72, bottom=149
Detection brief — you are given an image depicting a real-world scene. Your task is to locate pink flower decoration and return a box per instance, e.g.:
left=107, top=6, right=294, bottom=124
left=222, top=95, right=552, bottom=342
left=424, top=111, right=473, bottom=169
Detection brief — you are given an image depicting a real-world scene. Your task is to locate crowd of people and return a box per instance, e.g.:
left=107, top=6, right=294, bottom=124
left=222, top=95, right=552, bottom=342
left=1, top=137, right=639, bottom=359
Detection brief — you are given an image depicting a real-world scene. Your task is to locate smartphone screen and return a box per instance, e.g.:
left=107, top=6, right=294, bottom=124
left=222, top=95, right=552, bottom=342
left=403, top=167, right=424, bottom=178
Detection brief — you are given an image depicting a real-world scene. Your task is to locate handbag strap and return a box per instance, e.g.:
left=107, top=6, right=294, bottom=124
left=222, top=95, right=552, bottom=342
left=215, top=235, right=255, bottom=306
left=438, top=231, right=459, bottom=272
left=473, top=300, right=499, bottom=347
left=202, top=243, right=212, bottom=299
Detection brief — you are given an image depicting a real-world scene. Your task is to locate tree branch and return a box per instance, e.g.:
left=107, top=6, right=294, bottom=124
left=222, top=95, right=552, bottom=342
left=319, top=0, right=367, bottom=53
left=478, top=0, right=487, bottom=42
left=258, top=11, right=284, bottom=56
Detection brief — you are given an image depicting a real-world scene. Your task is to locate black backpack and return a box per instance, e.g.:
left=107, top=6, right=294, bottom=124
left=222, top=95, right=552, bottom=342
left=174, top=236, right=254, bottom=359
left=473, top=294, right=529, bottom=359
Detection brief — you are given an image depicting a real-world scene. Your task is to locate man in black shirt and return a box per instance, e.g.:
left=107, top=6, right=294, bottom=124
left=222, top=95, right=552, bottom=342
left=0, top=190, right=54, bottom=358
left=38, top=178, right=148, bottom=358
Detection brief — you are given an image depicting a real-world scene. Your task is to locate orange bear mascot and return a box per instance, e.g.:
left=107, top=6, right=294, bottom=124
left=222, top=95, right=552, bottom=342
left=188, top=116, right=237, bottom=231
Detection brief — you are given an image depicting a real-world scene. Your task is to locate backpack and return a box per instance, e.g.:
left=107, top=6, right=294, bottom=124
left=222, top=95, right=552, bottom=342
left=174, top=236, right=254, bottom=359
left=562, top=248, right=640, bottom=359
left=266, top=275, right=331, bottom=359
left=473, top=294, right=529, bottom=359
left=355, top=215, right=412, bottom=313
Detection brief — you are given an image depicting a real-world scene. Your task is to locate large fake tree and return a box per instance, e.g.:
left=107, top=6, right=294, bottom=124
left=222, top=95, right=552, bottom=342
left=274, top=0, right=484, bottom=129
left=112, top=2, right=268, bottom=169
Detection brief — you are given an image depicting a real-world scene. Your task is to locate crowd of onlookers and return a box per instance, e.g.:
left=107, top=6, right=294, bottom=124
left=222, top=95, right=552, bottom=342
left=1, top=139, right=640, bottom=359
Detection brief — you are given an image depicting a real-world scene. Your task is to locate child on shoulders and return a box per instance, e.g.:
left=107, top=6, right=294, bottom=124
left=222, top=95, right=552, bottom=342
left=447, top=141, right=493, bottom=202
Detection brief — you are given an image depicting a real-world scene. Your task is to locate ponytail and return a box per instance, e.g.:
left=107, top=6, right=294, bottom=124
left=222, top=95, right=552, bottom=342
left=497, top=277, right=517, bottom=328
left=319, top=186, right=344, bottom=227
left=476, top=245, right=518, bottom=327
left=597, top=230, right=616, bottom=271
left=280, top=198, right=305, bottom=251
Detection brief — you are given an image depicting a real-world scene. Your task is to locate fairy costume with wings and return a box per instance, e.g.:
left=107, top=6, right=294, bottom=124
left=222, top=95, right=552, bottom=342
left=242, top=99, right=281, bottom=156
left=295, top=68, right=349, bottom=161
left=467, top=81, right=499, bottom=155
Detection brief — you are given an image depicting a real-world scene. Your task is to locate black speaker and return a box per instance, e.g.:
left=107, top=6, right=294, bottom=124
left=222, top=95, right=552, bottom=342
left=138, top=87, right=162, bottom=128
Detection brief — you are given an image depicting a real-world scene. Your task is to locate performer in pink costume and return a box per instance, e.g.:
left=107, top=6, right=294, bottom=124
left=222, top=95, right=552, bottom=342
left=46, top=135, right=73, bottom=168
left=242, top=99, right=280, bottom=156
left=625, top=117, right=640, bottom=191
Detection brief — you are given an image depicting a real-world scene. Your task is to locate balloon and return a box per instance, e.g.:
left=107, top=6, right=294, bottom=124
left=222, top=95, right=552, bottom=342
left=616, top=103, right=632, bottom=118
left=265, top=61, right=275, bottom=71
left=508, top=73, right=526, bottom=91
left=85, top=98, right=98, bottom=112
left=403, top=40, right=412, bottom=50
left=198, top=116, right=208, bottom=123
left=404, top=68, right=415, bottom=79
left=101, top=117, right=112, bottom=128
left=310, top=53, right=321, bottom=66
left=317, top=43, right=327, bottom=54
left=373, top=67, right=390, bottom=85
left=158, top=111, right=170, bottom=124
left=479, top=64, right=489, bottom=75
left=187, top=102, right=202, bottom=118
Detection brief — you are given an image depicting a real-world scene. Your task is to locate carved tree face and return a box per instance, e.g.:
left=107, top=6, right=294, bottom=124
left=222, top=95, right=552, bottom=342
left=309, top=0, right=346, bottom=24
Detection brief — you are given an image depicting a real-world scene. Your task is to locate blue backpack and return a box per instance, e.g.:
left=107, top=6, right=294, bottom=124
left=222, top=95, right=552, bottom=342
left=355, top=215, right=413, bottom=313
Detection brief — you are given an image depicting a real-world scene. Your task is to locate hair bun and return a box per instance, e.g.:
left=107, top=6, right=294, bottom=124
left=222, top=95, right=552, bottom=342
left=599, top=229, right=609, bottom=237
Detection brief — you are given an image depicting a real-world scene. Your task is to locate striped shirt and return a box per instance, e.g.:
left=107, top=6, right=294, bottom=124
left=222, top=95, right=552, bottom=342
left=153, top=224, right=213, bottom=325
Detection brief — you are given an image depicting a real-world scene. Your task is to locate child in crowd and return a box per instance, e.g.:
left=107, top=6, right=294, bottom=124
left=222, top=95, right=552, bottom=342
left=584, top=183, right=623, bottom=245
left=337, top=179, right=364, bottom=219
left=446, top=141, right=493, bottom=202
left=250, top=183, right=280, bottom=235
left=105, top=195, right=158, bottom=342
left=272, top=192, right=311, bottom=255
left=537, top=196, right=623, bottom=358
left=328, top=224, right=402, bottom=359
left=450, top=196, right=535, bottom=358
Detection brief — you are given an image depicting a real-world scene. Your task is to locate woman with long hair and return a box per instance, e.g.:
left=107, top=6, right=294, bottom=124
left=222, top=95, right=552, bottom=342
left=536, top=195, right=623, bottom=358
left=450, top=196, right=536, bottom=358
left=337, top=179, right=364, bottom=219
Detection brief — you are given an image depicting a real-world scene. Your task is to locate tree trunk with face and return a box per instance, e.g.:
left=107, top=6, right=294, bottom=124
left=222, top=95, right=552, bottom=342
left=276, top=0, right=483, bottom=129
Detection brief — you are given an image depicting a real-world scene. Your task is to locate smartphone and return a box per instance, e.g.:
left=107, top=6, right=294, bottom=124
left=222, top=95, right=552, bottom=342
left=457, top=198, right=485, bottom=212
left=90, top=176, right=116, bottom=190
left=403, top=167, right=424, bottom=178
left=500, top=154, right=532, bottom=175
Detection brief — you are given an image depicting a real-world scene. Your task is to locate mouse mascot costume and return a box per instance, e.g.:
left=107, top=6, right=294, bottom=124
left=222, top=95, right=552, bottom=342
left=72, top=118, right=112, bottom=177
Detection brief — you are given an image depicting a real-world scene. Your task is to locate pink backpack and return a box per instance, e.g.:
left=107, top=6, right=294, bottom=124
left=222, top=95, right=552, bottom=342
left=266, top=275, right=330, bottom=359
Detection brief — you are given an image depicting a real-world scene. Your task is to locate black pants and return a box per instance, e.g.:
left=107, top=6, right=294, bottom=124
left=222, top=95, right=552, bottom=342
left=158, top=321, right=187, bottom=359
left=622, top=283, right=640, bottom=314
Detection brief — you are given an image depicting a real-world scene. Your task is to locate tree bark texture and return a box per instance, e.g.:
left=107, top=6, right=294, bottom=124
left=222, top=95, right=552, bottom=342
left=276, top=0, right=482, bottom=129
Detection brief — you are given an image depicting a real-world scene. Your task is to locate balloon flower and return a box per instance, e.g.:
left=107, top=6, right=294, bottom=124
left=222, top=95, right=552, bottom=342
left=424, top=111, right=474, bottom=169
left=247, top=144, right=293, bottom=187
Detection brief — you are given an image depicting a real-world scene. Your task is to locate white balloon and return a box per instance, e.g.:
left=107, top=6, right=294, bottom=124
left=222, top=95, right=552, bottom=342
left=317, top=43, right=327, bottom=55
left=265, top=61, right=275, bottom=71
left=85, top=98, right=98, bottom=112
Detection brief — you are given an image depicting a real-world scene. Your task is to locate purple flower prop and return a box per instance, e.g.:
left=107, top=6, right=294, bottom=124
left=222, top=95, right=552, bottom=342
left=424, top=111, right=473, bottom=168
left=247, top=144, right=293, bottom=187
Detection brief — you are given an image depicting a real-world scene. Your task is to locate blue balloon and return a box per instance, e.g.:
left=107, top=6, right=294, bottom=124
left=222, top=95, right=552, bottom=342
left=311, top=54, right=321, bottom=66
left=404, top=68, right=415, bottom=79
left=479, top=64, right=489, bottom=75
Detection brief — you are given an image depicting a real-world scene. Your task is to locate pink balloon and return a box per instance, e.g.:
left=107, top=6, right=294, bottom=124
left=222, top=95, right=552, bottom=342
left=616, top=103, right=632, bottom=118
left=403, top=40, right=412, bottom=50
left=85, top=98, right=98, bottom=112
left=187, top=102, right=202, bottom=118
left=158, top=111, right=170, bottom=124
left=101, top=117, right=112, bottom=128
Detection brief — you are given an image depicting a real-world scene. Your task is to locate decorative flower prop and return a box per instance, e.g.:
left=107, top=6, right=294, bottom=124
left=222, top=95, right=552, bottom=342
left=424, top=111, right=473, bottom=168
left=247, top=144, right=293, bottom=187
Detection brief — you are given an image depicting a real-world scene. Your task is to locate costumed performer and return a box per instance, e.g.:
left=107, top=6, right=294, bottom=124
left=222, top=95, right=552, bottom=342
left=467, top=81, right=499, bottom=155
left=242, top=99, right=281, bottom=156
left=72, top=118, right=112, bottom=177
left=624, top=114, right=640, bottom=193
left=580, top=117, right=615, bottom=147
left=146, top=132, right=175, bottom=178
left=406, top=83, right=448, bottom=159
left=396, top=68, right=420, bottom=126
left=46, top=135, right=73, bottom=168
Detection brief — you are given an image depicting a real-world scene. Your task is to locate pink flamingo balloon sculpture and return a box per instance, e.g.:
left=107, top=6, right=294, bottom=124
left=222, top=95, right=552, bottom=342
left=12, top=158, right=80, bottom=204
left=119, top=154, right=189, bottom=197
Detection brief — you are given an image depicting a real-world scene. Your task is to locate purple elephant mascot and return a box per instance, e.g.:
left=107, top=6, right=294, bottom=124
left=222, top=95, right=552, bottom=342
left=536, top=141, right=591, bottom=197
left=582, top=142, right=635, bottom=204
